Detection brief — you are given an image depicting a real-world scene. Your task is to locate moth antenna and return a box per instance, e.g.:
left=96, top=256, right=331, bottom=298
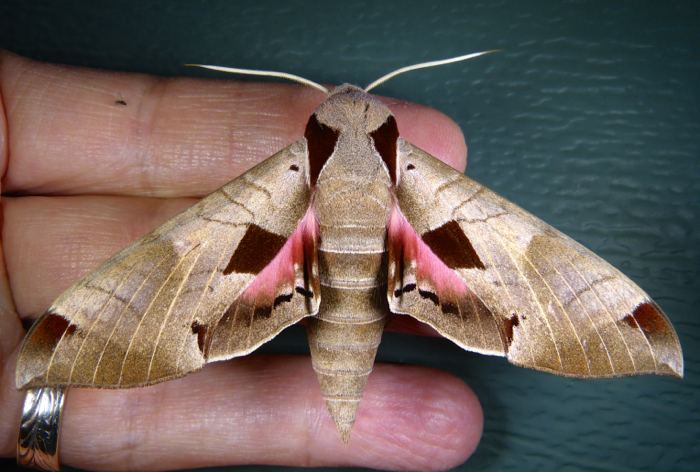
left=186, top=64, right=330, bottom=94
left=363, top=50, right=500, bottom=93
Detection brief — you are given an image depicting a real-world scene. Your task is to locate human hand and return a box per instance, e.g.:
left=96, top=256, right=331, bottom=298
left=0, top=51, right=482, bottom=471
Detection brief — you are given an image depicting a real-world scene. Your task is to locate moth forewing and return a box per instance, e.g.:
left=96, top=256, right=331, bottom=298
left=16, top=139, right=318, bottom=390
left=391, top=140, right=683, bottom=378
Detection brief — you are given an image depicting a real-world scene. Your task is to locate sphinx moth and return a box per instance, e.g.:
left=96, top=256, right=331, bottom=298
left=16, top=55, right=683, bottom=441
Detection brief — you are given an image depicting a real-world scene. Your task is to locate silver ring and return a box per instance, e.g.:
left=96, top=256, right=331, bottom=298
left=17, top=387, right=66, bottom=471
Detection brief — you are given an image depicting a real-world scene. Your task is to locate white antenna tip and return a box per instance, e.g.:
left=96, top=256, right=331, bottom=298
left=364, top=50, right=500, bottom=92
left=186, top=64, right=329, bottom=94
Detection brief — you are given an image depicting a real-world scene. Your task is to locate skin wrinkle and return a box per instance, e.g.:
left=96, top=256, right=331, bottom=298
left=0, top=57, right=16, bottom=292
left=301, top=377, right=317, bottom=468
left=135, top=77, right=178, bottom=197
left=0, top=56, right=25, bottom=451
left=0, top=52, right=478, bottom=470
left=353, top=366, right=480, bottom=470
left=65, top=387, right=148, bottom=469
left=0, top=56, right=9, bottom=185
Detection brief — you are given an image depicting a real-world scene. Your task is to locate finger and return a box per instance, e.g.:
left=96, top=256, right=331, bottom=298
left=3, top=195, right=195, bottom=317
left=0, top=52, right=466, bottom=197
left=0, top=243, right=23, bottom=357
left=1, top=355, right=482, bottom=471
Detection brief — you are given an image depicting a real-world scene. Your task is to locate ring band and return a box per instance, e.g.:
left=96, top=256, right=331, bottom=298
left=17, top=387, right=66, bottom=471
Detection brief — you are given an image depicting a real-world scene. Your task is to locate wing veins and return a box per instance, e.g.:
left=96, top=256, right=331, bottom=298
left=92, top=253, right=172, bottom=385
left=491, top=231, right=563, bottom=369
left=561, top=275, right=618, bottom=309
left=175, top=244, right=230, bottom=372
left=245, top=298, right=257, bottom=349
left=462, top=220, right=537, bottom=363
left=463, top=291, right=487, bottom=349
left=67, top=263, right=140, bottom=383
left=518, top=245, right=591, bottom=374
left=573, top=257, right=659, bottom=370
left=562, top=256, right=638, bottom=371
left=541, top=251, right=615, bottom=374
left=117, top=248, right=194, bottom=385
left=624, top=313, right=659, bottom=370
left=226, top=303, right=241, bottom=353
left=471, top=202, right=563, bottom=370
left=456, top=298, right=468, bottom=344
left=146, top=247, right=204, bottom=381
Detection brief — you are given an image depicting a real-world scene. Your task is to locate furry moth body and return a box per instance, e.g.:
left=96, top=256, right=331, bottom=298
left=16, top=82, right=683, bottom=441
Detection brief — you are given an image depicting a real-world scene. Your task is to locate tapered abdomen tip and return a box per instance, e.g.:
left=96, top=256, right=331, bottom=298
left=325, top=398, right=360, bottom=442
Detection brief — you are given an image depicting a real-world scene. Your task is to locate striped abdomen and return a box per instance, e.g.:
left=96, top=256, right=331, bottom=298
left=306, top=223, right=388, bottom=440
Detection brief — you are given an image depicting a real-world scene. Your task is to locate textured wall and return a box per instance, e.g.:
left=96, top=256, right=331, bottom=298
left=1, top=1, right=698, bottom=471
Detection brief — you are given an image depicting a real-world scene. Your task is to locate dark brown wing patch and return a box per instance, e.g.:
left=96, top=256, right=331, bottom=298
left=273, top=292, right=293, bottom=307
left=17, top=312, right=77, bottom=385
left=190, top=320, right=209, bottom=354
left=502, top=313, right=520, bottom=347
left=370, top=115, right=399, bottom=183
left=27, top=312, right=76, bottom=349
left=418, top=288, right=440, bottom=305
left=254, top=305, right=273, bottom=319
left=394, top=283, right=416, bottom=297
left=223, top=224, right=287, bottom=275
left=422, top=220, right=485, bottom=270
left=305, top=114, right=340, bottom=186
left=623, top=302, right=670, bottom=335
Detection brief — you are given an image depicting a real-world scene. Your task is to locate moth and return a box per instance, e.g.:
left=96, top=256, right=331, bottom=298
left=16, top=53, right=683, bottom=441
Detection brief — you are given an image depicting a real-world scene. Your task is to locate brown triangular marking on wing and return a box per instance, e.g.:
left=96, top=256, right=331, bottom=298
left=370, top=115, right=399, bottom=183
left=422, top=220, right=485, bottom=269
left=305, top=114, right=340, bottom=186
left=223, top=224, right=287, bottom=275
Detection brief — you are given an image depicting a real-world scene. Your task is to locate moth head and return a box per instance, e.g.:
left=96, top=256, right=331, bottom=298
left=312, top=84, right=393, bottom=134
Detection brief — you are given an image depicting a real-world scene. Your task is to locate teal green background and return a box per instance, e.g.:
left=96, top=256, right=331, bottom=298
left=1, top=1, right=698, bottom=471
